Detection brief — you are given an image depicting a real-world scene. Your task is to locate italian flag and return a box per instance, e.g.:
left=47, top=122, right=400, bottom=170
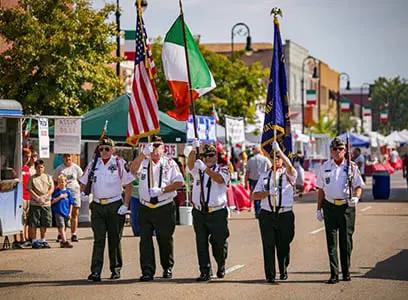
left=162, top=16, right=216, bottom=121
left=363, top=106, right=371, bottom=116
left=211, top=103, right=219, bottom=123
left=124, top=30, right=137, bottom=61
left=340, top=99, right=350, bottom=112
left=380, top=110, right=388, bottom=122
left=306, top=89, right=316, bottom=105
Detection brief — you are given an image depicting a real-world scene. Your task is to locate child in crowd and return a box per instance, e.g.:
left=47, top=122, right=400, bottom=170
left=51, top=175, right=75, bottom=248
left=27, top=160, right=54, bottom=249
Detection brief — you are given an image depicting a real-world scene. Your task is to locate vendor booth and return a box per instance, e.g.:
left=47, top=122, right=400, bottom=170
left=0, top=100, right=23, bottom=241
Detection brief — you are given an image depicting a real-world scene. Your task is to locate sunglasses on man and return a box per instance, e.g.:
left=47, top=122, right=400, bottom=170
left=99, top=147, right=112, bottom=152
left=204, top=153, right=216, bottom=158
left=332, top=147, right=345, bottom=151
left=152, top=143, right=163, bottom=148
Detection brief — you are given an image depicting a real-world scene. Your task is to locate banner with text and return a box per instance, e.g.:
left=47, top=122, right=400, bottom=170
left=186, top=115, right=217, bottom=143
left=139, top=143, right=178, bottom=158
left=38, top=118, right=50, bottom=158
left=54, top=118, right=82, bottom=154
left=225, top=115, right=245, bottom=145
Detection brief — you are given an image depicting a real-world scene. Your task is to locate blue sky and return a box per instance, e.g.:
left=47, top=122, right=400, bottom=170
left=93, top=0, right=408, bottom=87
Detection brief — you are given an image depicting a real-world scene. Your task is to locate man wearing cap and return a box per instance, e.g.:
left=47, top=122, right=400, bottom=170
left=316, top=137, right=365, bottom=284
left=130, top=135, right=184, bottom=282
left=187, top=140, right=230, bottom=282
left=80, top=138, right=135, bottom=282
left=251, top=141, right=297, bottom=284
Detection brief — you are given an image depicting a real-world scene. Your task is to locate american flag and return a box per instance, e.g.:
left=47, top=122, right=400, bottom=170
left=126, top=11, right=159, bottom=146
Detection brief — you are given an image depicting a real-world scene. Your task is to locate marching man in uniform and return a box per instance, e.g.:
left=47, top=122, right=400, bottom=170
left=316, top=137, right=365, bottom=284
left=80, top=138, right=135, bottom=282
left=187, top=140, right=230, bottom=282
left=252, top=141, right=297, bottom=283
left=130, top=135, right=184, bottom=282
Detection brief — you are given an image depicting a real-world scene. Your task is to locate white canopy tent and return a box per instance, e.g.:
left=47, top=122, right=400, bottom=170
left=385, top=131, right=408, bottom=147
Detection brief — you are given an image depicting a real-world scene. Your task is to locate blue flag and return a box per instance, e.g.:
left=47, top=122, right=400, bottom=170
left=261, top=17, right=293, bottom=159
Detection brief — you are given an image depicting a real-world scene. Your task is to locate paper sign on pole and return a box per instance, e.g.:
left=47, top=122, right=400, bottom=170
left=225, top=115, right=245, bottom=145
left=186, top=115, right=216, bottom=143
left=54, top=118, right=82, bottom=154
left=38, top=118, right=50, bottom=158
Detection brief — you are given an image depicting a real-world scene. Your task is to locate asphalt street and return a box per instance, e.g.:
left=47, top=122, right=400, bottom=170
left=0, top=172, right=407, bottom=300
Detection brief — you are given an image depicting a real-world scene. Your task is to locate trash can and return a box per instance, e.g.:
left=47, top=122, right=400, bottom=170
left=179, top=206, right=193, bottom=225
left=372, top=170, right=390, bottom=199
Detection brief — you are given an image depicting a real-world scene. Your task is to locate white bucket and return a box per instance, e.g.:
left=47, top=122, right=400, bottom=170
left=179, top=206, right=193, bottom=225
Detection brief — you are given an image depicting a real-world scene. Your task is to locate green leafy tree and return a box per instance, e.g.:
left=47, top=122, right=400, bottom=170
left=340, top=113, right=358, bottom=133
left=0, top=0, right=122, bottom=115
left=370, top=76, right=408, bottom=135
left=150, top=38, right=268, bottom=126
left=309, top=114, right=337, bottom=138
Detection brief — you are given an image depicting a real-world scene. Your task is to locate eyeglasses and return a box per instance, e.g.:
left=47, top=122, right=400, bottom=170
left=332, top=147, right=345, bottom=151
left=152, top=143, right=163, bottom=148
left=205, top=153, right=216, bottom=158
left=99, top=147, right=111, bottom=152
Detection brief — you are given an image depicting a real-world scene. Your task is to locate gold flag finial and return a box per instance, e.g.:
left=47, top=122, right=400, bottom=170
left=270, top=7, right=283, bottom=18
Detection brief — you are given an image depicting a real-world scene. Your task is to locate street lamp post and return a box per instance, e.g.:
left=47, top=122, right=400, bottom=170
left=337, top=72, right=351, bottom=134
left=231, top=23, right=253, bottom=57
left=360, top=82, right=371, bottom=134
left=301, top=56, right=319, bottom=133
left=116, top=0, right=148, bottom=76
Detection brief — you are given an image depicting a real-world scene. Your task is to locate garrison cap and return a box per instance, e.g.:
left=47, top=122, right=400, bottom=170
left=203, top=144, right=217, bottom=155
left=99, top=137, right=115, bottom=147
left=330, top=137, right=346, bottom=148
left=151, top=135, right=163, bottom=144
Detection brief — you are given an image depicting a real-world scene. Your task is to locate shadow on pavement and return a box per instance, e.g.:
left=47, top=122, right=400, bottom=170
left=362, top=249, right=408, bottom=281
left=0, top=278, right=139, bottom=288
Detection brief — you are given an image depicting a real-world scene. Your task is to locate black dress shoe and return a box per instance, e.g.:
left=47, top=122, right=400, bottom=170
left=87, top=272, right=101, bottom=282
left=343, top=274, right=351, bottom=281
left=327, top=275, right=339, bottom=284
left=216, top=266, right=225, bottom=278
left=280, top=273, right=288, bottom=280
left=267, top=278, right=276, bottom=284
left=110, top=271, right=121, bottom=279
left=196, top=273, right=211, bottom=282
left=163, top=268, right=172, bottom=279
left=140, top=274, right=154, bottom=282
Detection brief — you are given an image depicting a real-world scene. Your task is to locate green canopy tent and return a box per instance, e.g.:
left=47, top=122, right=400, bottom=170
left=80, top=94, right=186, bottom=143
left=35, top=95, right=187, bottom=143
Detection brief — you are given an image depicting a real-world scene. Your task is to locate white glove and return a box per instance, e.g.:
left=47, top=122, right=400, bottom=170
left=316, top=210, right=324, bottom=222
left=195, top=159, right=207, bottom=171
left=272, top=141, right=281, bottom=152
left=143, top=143, right=154, bottom=156
left=348, top=196, right=359, bottom=207
left=80, top=192, right=89, bottom=202
left=117, top=204, right=128, bottom=215
left=149, top=187, right=164, bottom=198
left=192, top=138, right=200, bottom=149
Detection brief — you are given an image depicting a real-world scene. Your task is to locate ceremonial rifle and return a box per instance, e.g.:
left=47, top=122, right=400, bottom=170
left=83, top=121, right=108, bottom=196
left=346, top=131, right=353, bottom=201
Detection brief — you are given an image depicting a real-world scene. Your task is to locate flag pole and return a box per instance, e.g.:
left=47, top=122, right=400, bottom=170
left=179, top=0, right=206, bottom=209
left=273, top=129, right=277, bottom=211
left=270, top=7, right=283, bottom=212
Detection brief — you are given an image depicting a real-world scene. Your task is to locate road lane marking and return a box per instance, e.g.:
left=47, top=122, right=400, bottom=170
left=225, top=264, right=245, bottom=274
left=361, top=206, right=372, bottom=212
left=310, top=227, right=325, bottom=234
